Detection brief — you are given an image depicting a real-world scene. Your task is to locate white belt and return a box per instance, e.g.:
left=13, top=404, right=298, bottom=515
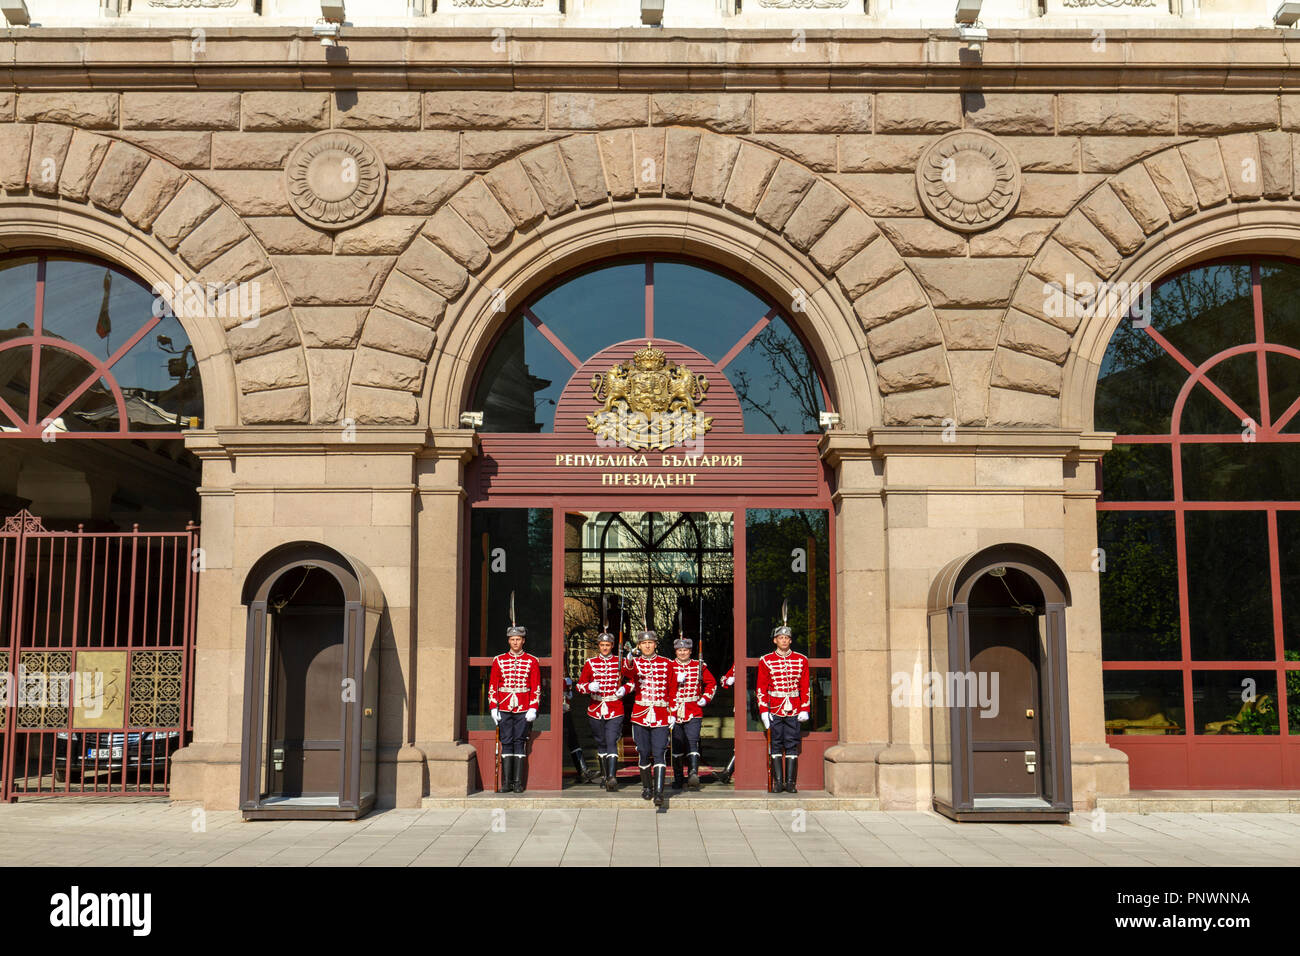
left=596, top=694, right=621, bottom=702
left=499, top=685, right=530, bottom=692
left=636, top=699, right=668, bottom=707
left=769, top=691, right=797, bottom=697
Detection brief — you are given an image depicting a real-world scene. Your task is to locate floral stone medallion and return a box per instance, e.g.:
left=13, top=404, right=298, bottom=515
left=915, top=129, right=1021, bottom=233
left=285, top=131, right=387, bottom=231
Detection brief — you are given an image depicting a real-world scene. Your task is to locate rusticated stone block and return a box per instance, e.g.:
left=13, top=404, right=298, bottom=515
left=740, top=134, right=836, bottom=173
left=248, top=217, right=333, bottom=255
left=123, top=93, right=240, bottom=131
left=908, top=258, right=1025, bottom=308
left=197, top=237, right=268, bottom=288
left=211, top=133, right=301, bottom=170
left=382, top=170, right=473, bottom=216
left=866, top=309, right=944, bottom=362
left=852, top=271, right=927, bottom=329
left=363, top=131, right=459, bottom=170
left=519, top=144, right=577, bottom=218
left=876, top=220, right=966, bottom=258
left=120, top=160, right=186, bottom=230
left=0, top=94, right=11, bottom=123
left=1003, top=136, right=1079, bottom=173
left=193, top=170, right=291, bottom=217
left=334, top=93, right=421, bottom=131
left=0, top=125, right=33, bottom=191
left=876, top=345, right=950, bottom=393
left=334, top=217, right=424, bottom=256
left=1178, top=95, right=1278, bottom=135
left=1217, top=132, right=1263, bottom=201
left=937, top=310, right=1002, bottom=350
left=151, top=181, right=221, bottom=250
left=809, top=207, right=878, bottom=274
left=484, top=160, right=545, bottom=228
left=875, top=93, right=960, bottom=134
left=838, top=136, right=928, bottom=174
left=359, top=308, right=437, bottom=360
left=882, top=386, right=954, bottom=426
left=558, top=134, right=608, bottom=208
left=1176, top=140, right=1230, bottom=209
left=652, top=93, right=751, bottom=134
left=782, top=180, right=848, bottom=253
left=236, top=347, right=309, bottom=392
left=663, top=127, right=701, bottom=199
left=399, top=236, right=469, bottom=301
left=1001, top=309, right=1071, bottom=364
left=57, top=130, right=110, bottom=203
left=422, top=206, right=490, bottom=272
left=297, top=307, right=366, bottom=348
left=112, top=132, right=211, bottom=169
left=1058, top=94, right=1176, bottom=135
left=178, top=205, right=248, bottom=270
left=634, top=128, right=665, bottom=195
left=461, top=131, right=565, bottom=170
left=272, top=255, right=394, bottom=306
left=947, top=352, right=993, bottom=428
left=549, top=93, right=647, bottom=130
left=449, top=177, right=517, bottom=248
left=1054, top=211, right=1121, bottom=278
left=226, top=308, right=301, bottom=362
left=88, top=142, right=151, bottom=212
left=754, top=160, right=814, bottom=231
left=423, top=91, right=545, bottom=130
left=241, top=92, right=329, bottom=132
left=991, top=349, right=1062, bottom=396
left=1111, top=163, right=1174, bottom=232
left=1142, top=151, right=1198, bottom=221
left=690, top=133, right=741, bottom=205
left=986, top=386, right=1059, bottom=427
left=836, top=237, right=903, bottom=300
left=352, top=346, right=426, bottom=393
left=1081, top=137, right=1189, bottom=174
left=1258, top=131, right=1293, bottom=198
left=1016, top=173, right=1104, bottom=218
left=27, top=124, right=73, bottom=196
left=305, top=348, right=353, bottom=424
left=17, top=92, right=118, bottom=129
left=1078, top=186, right=1145, bottom=255
left=962, top=93, right=1055, bottom=135
left=241, top=386, right=311, bottom=424
left=754, top=93, right=871, bottom=133
left=722, top=143, right=779, bottom=216
left=968, top=219, right=1054, bottom=258
left=348, top=385, right=417, bottom=425
left=829, top=173, right=920, bottom=218
left=598, top=129, right=636, bottom=201
left=376, top=270, right=448, bottom=328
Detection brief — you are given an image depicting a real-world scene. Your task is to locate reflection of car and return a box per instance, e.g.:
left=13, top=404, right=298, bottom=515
left=52, top=732, right=182, bottom=783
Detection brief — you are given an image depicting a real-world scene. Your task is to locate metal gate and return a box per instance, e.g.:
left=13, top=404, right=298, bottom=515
left=0, top=510, right=198, bottom=799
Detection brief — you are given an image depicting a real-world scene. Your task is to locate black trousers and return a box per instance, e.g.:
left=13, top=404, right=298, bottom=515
left=671, top=716, right=702, bottom=757
left=498, top=711, right=529, bottom=757
left=632, top=723, right=669, bottom=768
left=768, top=715, right=802, bottom=755
left=588, top=714, right=624, bottom=756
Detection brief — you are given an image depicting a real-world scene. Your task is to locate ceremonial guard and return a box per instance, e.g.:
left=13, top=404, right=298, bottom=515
left=562, top=675, right=600, bottom=785
left=488, top=596, right=541, bottom=793
left=621, top=623, right=677, bottom=806
left=576, top=627, right=626, bottom=792
left=716, top=664, right=736, bottom=784
left=669, top=636, right=716, bottom=791
left=757, top=602, right=810, bottom=793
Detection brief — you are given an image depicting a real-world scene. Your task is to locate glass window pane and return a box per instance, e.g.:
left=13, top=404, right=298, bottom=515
left=1279, top=512, right=1300, bottom=655
left=41, top=259, right=156, bottom=359
left=472, top=319, right=573, bottom=433
left=727, top=317, right=823, bottom=434
left=34, top=347, right=97, bottom=424
left=0, top=344, right=33, bottom=427
left=108, top=313, right=202, bottom=429
left=1152, top=262, right=1255, bottom=368
left=1185, top=511, right=1274, bottom=661
left=1095, top=321, right=1187, bottom=434
left=1098, top=511, right=1181, bottom=661
left=746, top=508, right=830, bottom=658
left=1201, top=352, right=1260, bottom=431
left=1099, top=443, right=1173, bottom=502
left=809, top=666, right=832, bottom=733
left=467, top=508, right=552, bottom=658
left=1178, top=380, right=1250, bottom=435
left=0, top=257, right=38, bottom=338
left=1259, top=259, right=1300, bottom=352
left=529, top=261, right=643, bottom=361
left=1266, top=352, right=1300, bottom=433
left=1191, top=670, right=1279, bottom=735
left=1181, top=442, right=1300, bottom=502
left=1103, top=671, right=1185, bottom=735
left=653, top=261, right=769, bottom=362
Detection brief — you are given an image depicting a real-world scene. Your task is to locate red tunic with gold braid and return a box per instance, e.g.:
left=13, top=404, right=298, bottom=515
left=576, top=653, right=625, bottom=719
left=756, top=650, right=810, bottom=717
left=621, top=654, right=677, bottom=728
left=721, top=664, right=735, bottom=688
left=488, top=651, right=541, bottom=713
left=670, top=659, right=717, bottom=721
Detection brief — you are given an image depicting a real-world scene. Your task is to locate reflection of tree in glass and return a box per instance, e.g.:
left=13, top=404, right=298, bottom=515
left=729, top=321, right=821, bottom=435
left=745, top=510, right=830, bottom=655
left=1098, top=513, right=1179, bottom=660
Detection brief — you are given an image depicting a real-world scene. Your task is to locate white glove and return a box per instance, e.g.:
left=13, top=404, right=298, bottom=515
left=696, top=697, right=708, bottom=706
left=724, top=676, right=735, bottom=688
left=615, top=686, right=626, bottom=698
left=761, top=713, right=771, bottom=730
left=667, top=716, right=676, bottom=727
left=525, top=708, right=536, bottom=722
left=798, top=711, right=809, bottom=723
left=491, top=709, right=500, bottom=725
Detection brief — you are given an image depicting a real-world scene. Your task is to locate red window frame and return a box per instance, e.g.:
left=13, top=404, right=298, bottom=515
left=1099, top=257, right=1300, bottom=788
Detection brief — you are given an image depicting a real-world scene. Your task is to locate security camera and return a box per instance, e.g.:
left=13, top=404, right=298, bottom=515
left=959, top=23, right=987, bottom=52
left=1276, top=2, right=1300, bottom=26
left=313, top=19, right=342, bottom=46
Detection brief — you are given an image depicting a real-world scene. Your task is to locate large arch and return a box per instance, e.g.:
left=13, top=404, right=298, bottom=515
left=0, top=125, right=307, bottom=427
left=343, top=130, right=956, bottom=431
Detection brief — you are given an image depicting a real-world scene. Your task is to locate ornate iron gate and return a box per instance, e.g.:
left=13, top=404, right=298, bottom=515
left=0, top=510, right=198, bottom=798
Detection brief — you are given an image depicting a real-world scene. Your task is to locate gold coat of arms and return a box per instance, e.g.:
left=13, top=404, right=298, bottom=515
left=586, top=342, right=713, bottom=450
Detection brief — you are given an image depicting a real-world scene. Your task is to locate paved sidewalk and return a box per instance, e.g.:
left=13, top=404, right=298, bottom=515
left=0, top=801, right=1296, bottom=866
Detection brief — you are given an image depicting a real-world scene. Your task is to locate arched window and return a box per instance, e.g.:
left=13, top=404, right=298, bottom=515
left=470, top=256, right=830, bottom=435
left=0, top=254, right=203, bottom=438
left=1096, top=257, right=1300, bottom=787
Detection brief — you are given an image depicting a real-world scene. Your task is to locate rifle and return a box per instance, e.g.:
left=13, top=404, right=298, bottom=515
left=495, top=723, right=502, bottom=793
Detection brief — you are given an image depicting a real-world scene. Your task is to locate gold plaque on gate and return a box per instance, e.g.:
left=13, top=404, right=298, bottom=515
left=73, top=651, right=127, bottom=729
left=586, top=342, right=712, bottom=451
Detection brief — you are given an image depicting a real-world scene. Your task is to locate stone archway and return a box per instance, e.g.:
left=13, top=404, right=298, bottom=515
left=0, top=124, right=307, bottom=427
left=342, top=129, right=958, bottom=432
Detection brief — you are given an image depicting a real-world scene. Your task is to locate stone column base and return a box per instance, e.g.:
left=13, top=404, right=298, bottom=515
left=418, top=740, right=479, bottom=796
left=823, top=742, right=886, bottom=796
left=876, top=743, right=933, bottom=810
left=376, top=744, right=430, bottom=808
left=1071, top=742, right=1131, bottom=809
left=169, top=741, right=243, bottom=810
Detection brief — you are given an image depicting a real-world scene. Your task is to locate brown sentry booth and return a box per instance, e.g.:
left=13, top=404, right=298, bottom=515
left=927, top=543, right=1072, bottom=823
left=239, top=542, right=383, bottom=820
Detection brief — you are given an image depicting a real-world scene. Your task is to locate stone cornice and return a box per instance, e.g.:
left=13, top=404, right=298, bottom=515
left=820, top=427, right=1114, bottom=466
left=4, top=29, right=1300, bottom=90
left=191, top=425, right=434, bottom=457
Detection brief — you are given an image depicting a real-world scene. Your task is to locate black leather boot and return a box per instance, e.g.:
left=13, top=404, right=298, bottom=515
left=718, top=754, right=735, bottom=785
left=687, top=754, right=700, bottom=791
left=784, top=756, right=798, bottom=794
left=572, top=748, right=599, bottom=784
left=652, top=765, right=666, bottom=807
left=640, top=768, right=652, bottom=800
left=513, top=757, right=526, bottom=793
left=605, top=756, right=619, bottom=792
left=672, top=755, right=685, bottom=790
left=769, top=755, right=785, bottom=793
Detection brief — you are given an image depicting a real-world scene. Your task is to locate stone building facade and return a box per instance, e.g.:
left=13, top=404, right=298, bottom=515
left=1, top=2, right=1298, bottom=813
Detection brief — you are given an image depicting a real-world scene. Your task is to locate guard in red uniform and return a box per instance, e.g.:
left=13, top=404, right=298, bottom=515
left=622, top=628, right=677, bottom=806
left=758, top=620, right=810, bottom=793
left=716, top=664, right=736, bottom=784
left=489, top=623, right=541, bottom=793
left=670, top=637, right=716, bottom=791
left=576, top=629, right=626, bottom=791
left=562, top=675, right=600, bottom=785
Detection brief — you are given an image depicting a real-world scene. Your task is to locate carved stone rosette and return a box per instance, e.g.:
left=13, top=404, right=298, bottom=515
left=285, top=132, right=387, bottom=232
left=916, top=129, right=1021, bottom=234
